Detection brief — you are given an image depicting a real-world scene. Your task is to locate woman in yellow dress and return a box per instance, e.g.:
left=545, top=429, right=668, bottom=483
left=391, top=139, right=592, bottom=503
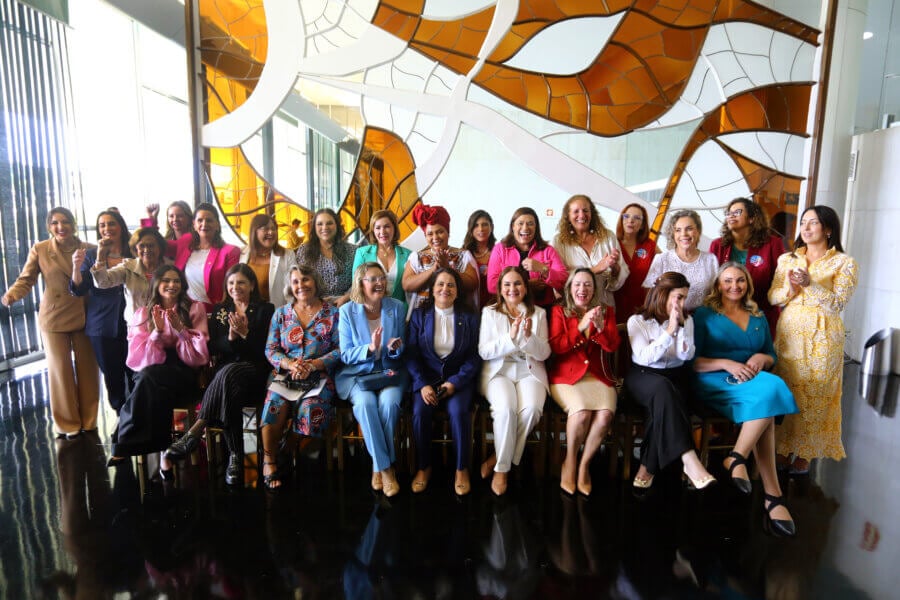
left=769, top=205, right=858, bottom=473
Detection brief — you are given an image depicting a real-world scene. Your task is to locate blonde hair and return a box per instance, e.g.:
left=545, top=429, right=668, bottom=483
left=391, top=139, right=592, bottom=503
left=349, top=262, right=386, bottom=304
left=703, top=262, right=762, bottom=317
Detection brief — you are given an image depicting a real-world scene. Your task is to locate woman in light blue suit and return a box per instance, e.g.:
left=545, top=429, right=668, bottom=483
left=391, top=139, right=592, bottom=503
left=351, top=209, right=411, bottom=310
left=337, top=262, right=409, bottom=497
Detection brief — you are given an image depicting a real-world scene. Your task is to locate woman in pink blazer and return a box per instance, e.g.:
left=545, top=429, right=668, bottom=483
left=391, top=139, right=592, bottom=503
left=487, top=207, right=567, bottom=308
left=166, top=202, right=240, bottom=312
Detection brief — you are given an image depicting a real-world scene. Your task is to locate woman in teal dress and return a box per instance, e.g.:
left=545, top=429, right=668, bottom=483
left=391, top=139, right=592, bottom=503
left=351, top=209, right=410, bottom=311
left=693, top=262, right=798, bottom=537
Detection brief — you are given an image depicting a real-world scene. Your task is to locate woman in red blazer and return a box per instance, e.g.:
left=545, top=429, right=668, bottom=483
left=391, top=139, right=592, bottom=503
left=548, top=267, right=620, bottom=496
left=166, top=202, right=240, bottom=313
left=708, top=197, right=785, bottom=335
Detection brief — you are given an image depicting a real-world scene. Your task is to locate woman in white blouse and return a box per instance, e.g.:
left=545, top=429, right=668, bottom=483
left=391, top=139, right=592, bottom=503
left=479, top=266, right=551, bottom=496
left=626, top=271, right=715, bottom=492
left=642, top=209, right=718, bottom=313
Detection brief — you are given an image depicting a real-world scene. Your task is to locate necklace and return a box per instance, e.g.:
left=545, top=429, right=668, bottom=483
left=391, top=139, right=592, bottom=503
left=473, top=247, right=490, bottom=259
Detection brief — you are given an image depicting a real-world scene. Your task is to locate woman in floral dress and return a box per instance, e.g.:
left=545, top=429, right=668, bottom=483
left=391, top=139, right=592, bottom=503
left=770, top=205, right=858, bottom=473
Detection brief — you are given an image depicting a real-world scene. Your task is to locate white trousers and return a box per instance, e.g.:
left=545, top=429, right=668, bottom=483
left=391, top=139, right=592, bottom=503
left=486, top=361, right=546, bottom=472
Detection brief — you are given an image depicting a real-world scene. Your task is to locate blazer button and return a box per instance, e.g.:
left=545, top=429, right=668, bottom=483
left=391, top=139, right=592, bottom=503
left=584, top=360, right=589, bottom=365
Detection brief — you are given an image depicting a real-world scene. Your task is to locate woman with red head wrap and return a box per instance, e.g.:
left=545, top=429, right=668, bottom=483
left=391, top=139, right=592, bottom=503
left=402, top=203, right=478, bottom=316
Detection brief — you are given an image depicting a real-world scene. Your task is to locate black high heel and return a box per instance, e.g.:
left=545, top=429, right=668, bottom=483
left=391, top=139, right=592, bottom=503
left=724, top=451, right=752, bottom=495
left=763, top=493, right=796, bottom=538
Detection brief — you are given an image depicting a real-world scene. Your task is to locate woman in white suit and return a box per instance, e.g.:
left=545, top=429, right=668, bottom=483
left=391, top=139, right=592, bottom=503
left=240, top=213, right=297, bottom=307
left=479, top=265, right=550, bottom=495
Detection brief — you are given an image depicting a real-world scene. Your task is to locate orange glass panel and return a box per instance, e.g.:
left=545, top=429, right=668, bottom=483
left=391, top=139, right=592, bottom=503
left=339, top=127, right=421, bottom=242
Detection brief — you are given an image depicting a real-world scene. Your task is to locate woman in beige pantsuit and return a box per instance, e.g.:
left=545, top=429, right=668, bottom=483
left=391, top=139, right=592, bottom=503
left=2, top=207, right=100, bottom=438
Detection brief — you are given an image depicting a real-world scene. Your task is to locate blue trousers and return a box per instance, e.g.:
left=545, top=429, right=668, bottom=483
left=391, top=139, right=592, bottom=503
left=412, top=385, right=473, bottom=470
left=350, top=383, right=405, bottom=472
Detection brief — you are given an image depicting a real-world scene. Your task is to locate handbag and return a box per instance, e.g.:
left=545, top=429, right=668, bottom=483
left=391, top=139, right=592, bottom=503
left=356, top=359, right=399, bottom=391
left=282, top=370, right=321, bottom=393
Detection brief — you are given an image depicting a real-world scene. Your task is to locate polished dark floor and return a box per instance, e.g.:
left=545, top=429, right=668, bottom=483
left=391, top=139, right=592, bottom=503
left=0, top=362, right=893, bottom=599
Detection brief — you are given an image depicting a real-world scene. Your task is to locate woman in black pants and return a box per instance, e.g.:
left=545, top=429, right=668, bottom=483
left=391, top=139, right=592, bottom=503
left=625, top=271, right=715, bottom=492
left=165, top=264, right=274, bottom=485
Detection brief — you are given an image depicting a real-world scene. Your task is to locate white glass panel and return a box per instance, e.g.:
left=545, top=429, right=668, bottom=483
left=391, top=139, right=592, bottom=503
left=706, top=51, right=749, bottom=94
left=391, top=52, right=437, bottom=93
left=785, top=135, right=806, bottom=176
left=736, top=54, right=776, bottom=87
left=422, top=0, right=496, bottom=19
left=362, top=95, right=394, bottom=130
left=425, top=66, right=459, bottom=96
left=719, top=132, right=806, bottom=177
left=681, top=141, right=746, bottom=195
left=647, top=99, right=705, bottom=129
left=503, top=16, right=624, bottom=75
left=466, top=86, right=578, bottom=139
left=770, top=33, right=805, bottom=82
left=412, top=112, right=446, bottom=144
left=790, top=44, right=816, bottom=81
left=389, top=104, right=419, bottom=139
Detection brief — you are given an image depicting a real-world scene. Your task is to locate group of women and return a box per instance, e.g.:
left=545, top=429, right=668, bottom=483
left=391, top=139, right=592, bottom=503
left=2, top=196, right=857, bottom=533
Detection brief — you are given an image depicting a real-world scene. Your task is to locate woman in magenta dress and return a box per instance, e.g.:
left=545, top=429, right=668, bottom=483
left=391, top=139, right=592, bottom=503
left=614, top=202, right=658, bottom=323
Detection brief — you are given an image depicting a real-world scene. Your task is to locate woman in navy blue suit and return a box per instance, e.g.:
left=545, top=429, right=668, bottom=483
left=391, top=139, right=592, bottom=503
left=337, top=262, right=408, bottom=497
left=407, top=268, right=481, bottom=496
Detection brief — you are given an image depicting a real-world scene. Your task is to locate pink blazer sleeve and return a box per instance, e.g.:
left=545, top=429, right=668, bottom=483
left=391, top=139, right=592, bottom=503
left=126, top=307, right=166, bottom=370
left=175, top=302, right=210, bottom=367
left=539, top=245, right=568, bottom=291
left=486, top=244, right=507, bottom=295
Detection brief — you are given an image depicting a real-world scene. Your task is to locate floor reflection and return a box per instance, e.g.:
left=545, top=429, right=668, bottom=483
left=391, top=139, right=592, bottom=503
left=0, top=364, right=894, bottom=598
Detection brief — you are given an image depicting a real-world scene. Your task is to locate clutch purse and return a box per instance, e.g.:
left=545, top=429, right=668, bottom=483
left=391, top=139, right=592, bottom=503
left=356, top=369, right=398, bottom=391
left=282, top=371, right=321, bottom=392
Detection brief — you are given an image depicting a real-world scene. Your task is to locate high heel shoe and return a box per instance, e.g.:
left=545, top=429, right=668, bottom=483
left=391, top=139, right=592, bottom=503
left=724, top=451, right=752, bottom=495
left=683, top=467, right=717, bottom=491
left=763, top=493, right=796, bottom=538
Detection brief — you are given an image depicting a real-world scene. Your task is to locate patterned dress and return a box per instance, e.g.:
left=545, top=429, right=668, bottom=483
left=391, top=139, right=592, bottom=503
left=643, top=249, right=718, bottom=312
left=262, top=302, right=341, bottom=437
left=296, top=240, right=356, bottom=300
left=769, top=247, right=859, bottom=460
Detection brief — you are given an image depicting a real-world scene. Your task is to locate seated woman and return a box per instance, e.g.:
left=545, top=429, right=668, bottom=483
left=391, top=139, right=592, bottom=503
left=164, top=264, right=275, bottom=486
left=626, top=271, right=715, bottom=493
left=487, top=207, right=568, bottom=308
left=479, top=266, right=551, bottom=496
left=693, top=262, right=798, bottom=537
left=337, top=262, right=408, bottom=497
left=407, top=268, right=482, bottom=496
left=548, top=268, right=620, bottom=496
left=258, top=265, right=341, bottom=490
left=109, top=266, right=209, bottom=477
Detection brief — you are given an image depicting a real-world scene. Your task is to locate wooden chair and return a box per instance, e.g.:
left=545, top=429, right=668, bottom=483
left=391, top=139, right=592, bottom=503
left=477, top=395, right=548, bottom=477
left=334, top=397, right=412, bottom=473
left=406, top=402, right=479, bottom=473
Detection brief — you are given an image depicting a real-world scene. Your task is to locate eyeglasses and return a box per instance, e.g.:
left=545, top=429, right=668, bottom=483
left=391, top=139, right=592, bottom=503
left=136, top=244, right=158, bottom=251
left=621, top=214, right=643, bottom=222
left=724, top=209, right=744, bottom=218
left=362, top=276, right=387, bottom=283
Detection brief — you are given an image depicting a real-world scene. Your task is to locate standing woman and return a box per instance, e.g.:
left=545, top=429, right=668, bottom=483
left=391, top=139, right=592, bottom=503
left=70, top=210, right=132, bottom=413
left=407, top=268, right=482, bottom=495
left=296, top=208, right=356, bottom=307
left=109, top=266, right=209, bottom=475
left=770, top=206, right=858, bottom=473
left=548, top=268, right=620, bottom=496
left=164, top=201, right=193, bottom=241
left=553, top=194, right=629, bottom=307
left=240, top=213, right=296, bottom=307
left=258, top=265, right=341, bottom=490
left=165, top=264, right=275, bottom=486
left=626, top=272, right=715, bottom=492
left=479, top=266, right=551, bottom=496
left=2, top=207, right=99, bottom=438
left=92, top=227, right=170, bottom=329
left=486, top=207, right=568, bottom=308
left=643, top=209, right=718, bottom=313
left=709, top=198, right=785, bottom=334
left=402, top=204, right=479, bottom=315
left=462, top=210, right=496, bottom=309
left=337, top=262, right=408, bottom=497
left=614, top=203, right=658, bottom=323
left=693, top=263, right=798, bottom=537
left=351, top=209, right=411, bottom=308
left=167, top=202, right=241, bottom=312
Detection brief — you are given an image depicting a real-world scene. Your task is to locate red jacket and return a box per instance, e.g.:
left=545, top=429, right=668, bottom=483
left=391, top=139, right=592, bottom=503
left=709, top=234, right=784, bottom=335
left=547, top=303, right=620, bottom=386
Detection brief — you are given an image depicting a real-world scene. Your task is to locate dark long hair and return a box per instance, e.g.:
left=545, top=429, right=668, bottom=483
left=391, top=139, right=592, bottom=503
left=462, top=210, right=496, bottom=255
left=145, top=265, right=194, bottom=333
left=303, top=208, right=348, bottom=262
left=419, top=267, right=473, bottom=313
left=222, top=263, right=263, bottom=309
left=500, top=207, right=547, bottom=250
left=640, top=271, right=690, bottom=324
left=793, top=205, right=843, bottom=253
left=190, top=202, right=226, bottom=250
left=719, top=197, right=771, bottom=249
left=95, top=210, right=133, bottom=258
left=247, top=213, right=284, bottom=262
left=489, top=265, right=535, bottom=318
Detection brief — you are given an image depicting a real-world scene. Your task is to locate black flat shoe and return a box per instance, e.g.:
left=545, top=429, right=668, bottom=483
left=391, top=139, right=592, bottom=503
left=763, top=493, right=796, bottom=538
left=724, top=451, right=752, bottom=495
left=165, top=432, right=200, bottom=460
left=225, top=454, right=243, bottom=487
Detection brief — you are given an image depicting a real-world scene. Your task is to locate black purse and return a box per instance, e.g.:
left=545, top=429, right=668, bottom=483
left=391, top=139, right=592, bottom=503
left=282, top=370, right=321, bottom=393
left=355, top=359, right=399, bottom=391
